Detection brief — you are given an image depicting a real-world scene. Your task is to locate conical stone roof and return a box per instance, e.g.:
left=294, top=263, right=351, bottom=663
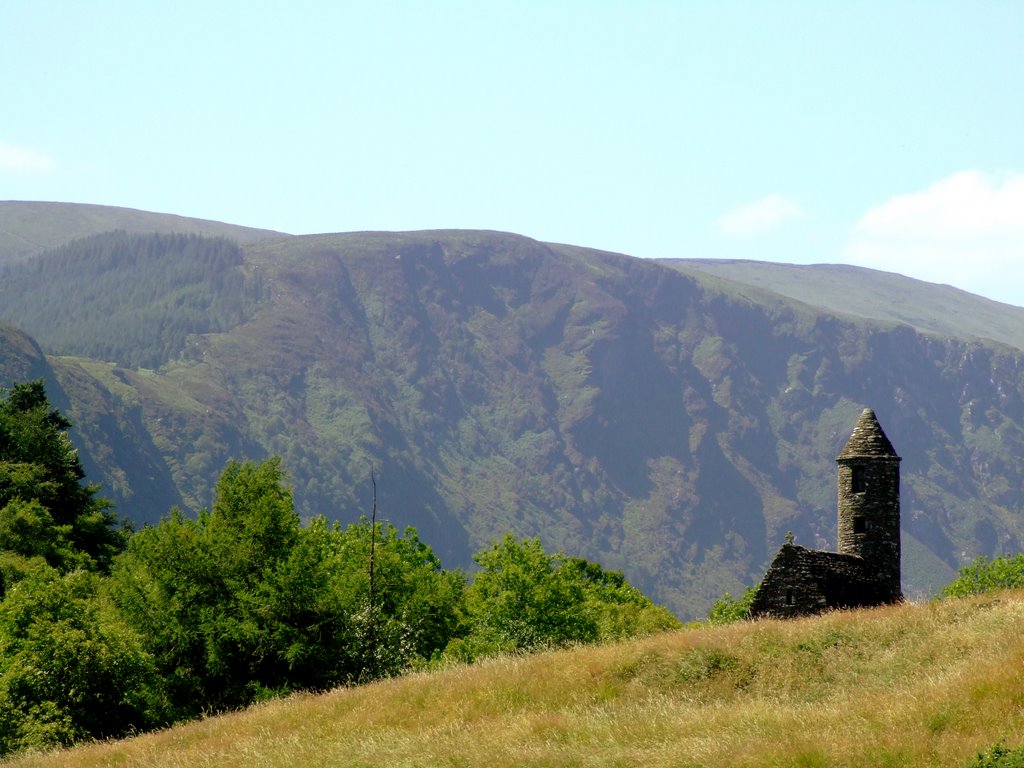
left=836, top=408, right=899, bottom=459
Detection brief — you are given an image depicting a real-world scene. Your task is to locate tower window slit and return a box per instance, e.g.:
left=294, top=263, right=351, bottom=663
left=851, top=466, right=866, bottom=493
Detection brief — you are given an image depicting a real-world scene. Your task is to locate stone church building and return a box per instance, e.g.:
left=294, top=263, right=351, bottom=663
left=748, top=408, right=903, bottom=618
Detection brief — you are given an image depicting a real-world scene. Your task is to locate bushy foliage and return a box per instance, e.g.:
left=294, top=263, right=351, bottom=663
left=561, top=555, right=680, bottom=640
left=109, top=458, right=465, bottom=717
left=327, top=518, right=466, bottom=678
left=451, top=535, right=678, bottom=660
left=941, top=554, right=1024, bottom=598
left=458, top=535, right=595, bottom=656
left=707, top=585, right=758, bottom=624
left=966, top=743, right=1024, bottom=767
left=110, top=459, right=311, bottom=714
left=0, top=567, right=161, bottom=754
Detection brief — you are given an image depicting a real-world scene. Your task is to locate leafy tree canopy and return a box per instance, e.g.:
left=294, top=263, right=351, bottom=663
left=109, top=458, right=465, bottom=717
left=454, top=535, right=678, bottom=659
left=0, top=567, right=160, bottom=754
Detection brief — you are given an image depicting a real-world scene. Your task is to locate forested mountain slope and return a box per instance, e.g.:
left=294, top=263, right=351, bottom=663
left=0, top=231, right=264, bottom=368
left=2, top=205, right=1024, bottom=617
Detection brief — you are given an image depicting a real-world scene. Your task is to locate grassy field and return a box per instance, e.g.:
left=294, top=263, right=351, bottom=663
left=6, top=592, right=1024, bottom=768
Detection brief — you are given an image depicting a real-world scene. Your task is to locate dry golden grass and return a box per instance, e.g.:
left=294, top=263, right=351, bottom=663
left=7, top=592, right=1024, bottom=767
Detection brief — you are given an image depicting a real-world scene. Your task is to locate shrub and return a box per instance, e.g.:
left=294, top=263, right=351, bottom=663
left=707, top=585, right=757, bottom=624
left=941, top=554, right=1024, bottom=598
left=0, top=568, right=161, bottom=755
left=965, top=742, right=1024, bottom=767
left=455, top=535, right=678, bottom=659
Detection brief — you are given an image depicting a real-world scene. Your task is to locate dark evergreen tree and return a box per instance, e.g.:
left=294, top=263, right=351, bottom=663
left=0, top=380, right=126, bottom=576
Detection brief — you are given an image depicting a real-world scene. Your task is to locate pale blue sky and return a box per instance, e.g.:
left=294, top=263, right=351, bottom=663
left=4, top=2, right=1023, bottom=304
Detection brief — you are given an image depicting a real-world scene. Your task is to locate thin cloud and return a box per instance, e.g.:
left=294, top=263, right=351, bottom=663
left=0, top=141, right=55, bottom=172
left=844, top=170, right=1024, bottom=305
left=854, top=170, right=1024, bottom=239
left=716, top=194, right=805, bottom=237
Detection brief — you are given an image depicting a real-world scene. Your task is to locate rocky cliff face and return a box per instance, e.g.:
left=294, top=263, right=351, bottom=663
left=3, top=225, right=1024, bottom=617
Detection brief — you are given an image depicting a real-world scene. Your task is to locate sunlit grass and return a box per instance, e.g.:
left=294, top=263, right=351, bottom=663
left=8, top=592, right=1024, bottom=767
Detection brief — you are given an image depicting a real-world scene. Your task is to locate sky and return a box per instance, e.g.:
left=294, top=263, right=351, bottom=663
left=3, top=2, right=1024, bottom=305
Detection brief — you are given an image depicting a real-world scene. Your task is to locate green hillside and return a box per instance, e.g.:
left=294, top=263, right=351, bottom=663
left=3, top=204, right=1024, bottom=617
left=0, top=321, right=187, bottom=524
left=664, top=258, right=1024, bottom=351
left=0, top=323, right=52, bottom=387
left=8, top=593, right=1024, bottom=767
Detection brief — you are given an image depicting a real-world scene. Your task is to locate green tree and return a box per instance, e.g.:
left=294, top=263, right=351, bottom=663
left=110, top=458, right=302, bottom=714
left=0, top=567, right=161, bottom=755
left=461, top=535, right=594, bottom=655
left=326, top=518, right=465, bottom=678
left=0, top=499, right=90, bottom=576
left=110, top=458, right=464, bottom=716
left=561, top=556, right=680, bottom=639
left=0, top=380, right=125, bottom=576
left=107, top=507, right=211, bottom=714
left=454, top=536, right=678, bottom=660
left=941, top=554, right=1024, bottom=598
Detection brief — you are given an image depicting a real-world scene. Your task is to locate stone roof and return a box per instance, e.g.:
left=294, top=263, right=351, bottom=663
left=780, top=544, right=864, bottom=572
left=836, top=408, right=899, bottom=460
left=748, top=543, right=893, bottom=617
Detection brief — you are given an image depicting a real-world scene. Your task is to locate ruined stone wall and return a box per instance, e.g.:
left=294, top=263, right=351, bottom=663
left=748, top=545, right=881, bottom=618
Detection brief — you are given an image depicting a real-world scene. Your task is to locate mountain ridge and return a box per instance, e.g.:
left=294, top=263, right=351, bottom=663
left=663, top=257, right=1024, bottom=351
left=0, top=200, right=288, bottom=266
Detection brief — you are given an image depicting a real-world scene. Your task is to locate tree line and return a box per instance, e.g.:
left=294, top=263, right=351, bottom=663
left=0, top=381, right=678, bottom=756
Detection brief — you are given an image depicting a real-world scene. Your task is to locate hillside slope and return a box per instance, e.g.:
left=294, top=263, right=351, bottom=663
left=0, top=322, right=185, bottom=521
left=3, top=205, right=1024, bottom=617
left=0, top=231, right=265, bottom=368
left=9, top=594, right=1024, bottom=767
left=0, top=201, right=286, bottom=266
left=664, top=258, right=1024, bottom=350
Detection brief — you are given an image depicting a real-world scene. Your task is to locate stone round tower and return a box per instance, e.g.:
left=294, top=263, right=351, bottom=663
left=836, top=408, right=902, bottom=603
